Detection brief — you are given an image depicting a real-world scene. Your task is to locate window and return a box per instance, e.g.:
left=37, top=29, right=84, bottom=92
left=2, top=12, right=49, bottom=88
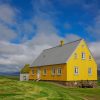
left=51, top=67, right=56, bottom=75
left=88, top=68, right=92, bottom=75
left=82, top=45, right=84, bottom=48
left=74, top=53, right=77, bottom=59
left=23, top=76, right=26, bottom=80
left=82, top=52, right=85, bottom=59
left=74, top=67, right=78, bottom=75
left=43, top=69, right=47, bottom=75
left=32, top=69, right=34, bottom=75
left=57, top=68, right=62, bottom=75
left=89, top=55, right=92, bottom=60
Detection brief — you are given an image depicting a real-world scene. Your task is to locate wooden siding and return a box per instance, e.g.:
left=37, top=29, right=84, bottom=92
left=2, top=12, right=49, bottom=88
left=29, top=64, right=67, bottom=81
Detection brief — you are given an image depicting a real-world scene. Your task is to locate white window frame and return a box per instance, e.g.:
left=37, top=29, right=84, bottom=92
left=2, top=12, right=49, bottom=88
left=82, top=52, right=85, bottom=60
left=51, top=67, right=56, bottom=75
left=43, top=68, right=47, bottom=75
left=57, top=68, right=62, bottom=75
left=88, top=67, right=92, bottom=75
left=74, top=67, right=79, bottom=75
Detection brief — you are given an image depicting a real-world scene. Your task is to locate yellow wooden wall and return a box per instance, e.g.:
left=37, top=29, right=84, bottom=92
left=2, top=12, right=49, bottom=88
left=29, top=67, right=37, bottom=80
left=67, top=39, right=97, bottom=81
left=29, top=64, right=67, bottom=81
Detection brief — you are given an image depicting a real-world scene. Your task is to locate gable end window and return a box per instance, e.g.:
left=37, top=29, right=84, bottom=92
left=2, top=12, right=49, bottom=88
left=74, top=67, right=79, bottom=75
left=89, top=55, right=92, bottom=60
left=82, top=52, right=85, bottom=60
left=88, top=68, right=92, bottom=75
left=82, top=45, right=84, bottom=48
left=74, top=53, right=77, bottom=59
left=57, top=68, right=62, bottom=75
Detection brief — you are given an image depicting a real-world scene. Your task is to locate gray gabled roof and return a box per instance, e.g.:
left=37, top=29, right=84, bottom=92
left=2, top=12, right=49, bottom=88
left=31, top=39, right=82, bottom=67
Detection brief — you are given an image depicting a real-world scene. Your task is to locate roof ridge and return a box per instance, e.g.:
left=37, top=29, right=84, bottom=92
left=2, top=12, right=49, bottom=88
left=44, top=38, right=82, bottom=51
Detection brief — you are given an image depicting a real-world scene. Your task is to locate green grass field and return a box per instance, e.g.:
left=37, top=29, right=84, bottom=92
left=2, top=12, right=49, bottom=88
left=0, top=76, right=100, bottom=100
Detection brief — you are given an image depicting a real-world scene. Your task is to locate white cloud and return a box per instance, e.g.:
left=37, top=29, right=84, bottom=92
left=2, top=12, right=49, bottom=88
left=32, top=0, right=57, bottom=16
left=25, top=15, right=80, bottom=46
left=0, top=2, right=80, bottom=72
left=0, top=23, right=17, bottom=41
left=1, top=0, right=99, bottom=73
left=65, top=34, right=80, bottom=42
left=0, top=4, right=17, bottom=24
left=0, top=41, right=34, bottom=65
left=0, top=4, right=18, bottom=41
left=89, top=42, right=100, bottom=67
left=0, top=32, right=80, bottom=72
left=86, top=12, right=100, bottom=40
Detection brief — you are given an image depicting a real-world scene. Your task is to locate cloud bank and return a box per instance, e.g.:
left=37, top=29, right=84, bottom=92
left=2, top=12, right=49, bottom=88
left=0, top=0, right=100, bottom=72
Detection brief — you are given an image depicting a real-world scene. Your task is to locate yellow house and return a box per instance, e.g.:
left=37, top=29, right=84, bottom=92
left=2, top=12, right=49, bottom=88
left=29, top=39, right=97, bottom=87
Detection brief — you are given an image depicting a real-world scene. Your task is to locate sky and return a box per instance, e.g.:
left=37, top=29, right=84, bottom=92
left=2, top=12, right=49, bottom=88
left=0, top=0, right=100, bottom=72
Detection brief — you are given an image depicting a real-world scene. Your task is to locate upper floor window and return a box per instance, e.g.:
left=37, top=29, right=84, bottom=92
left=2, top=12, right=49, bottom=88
left=89, top=55, right=92, bottom=60
left=51, top=67, right=56, bottom=75
left=57, top=68, right=62, bottom=75
left=74, top=67, right=78, bottom=75
left=88, top=68, right=92, bottom=75
left=32, top=69, right=34, bottom=75
left=82, top=45, right=84, bottom=48
left=74, top=53, right=77, bottom=59
left=82, top=52, right=85, bottom=59
left=43, top=69, right=47, bottom=75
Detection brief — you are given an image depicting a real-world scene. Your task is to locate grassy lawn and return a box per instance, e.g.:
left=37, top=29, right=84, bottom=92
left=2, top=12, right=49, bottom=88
left=0, top=76, right=100, bottom=100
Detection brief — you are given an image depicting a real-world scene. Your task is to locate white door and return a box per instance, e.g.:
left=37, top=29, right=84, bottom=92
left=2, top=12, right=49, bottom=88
left=37, top=68, right=40, bottom=79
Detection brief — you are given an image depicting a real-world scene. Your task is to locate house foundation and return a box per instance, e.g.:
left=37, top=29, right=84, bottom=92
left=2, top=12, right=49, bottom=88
left=38, top=80, right=97, bottom=88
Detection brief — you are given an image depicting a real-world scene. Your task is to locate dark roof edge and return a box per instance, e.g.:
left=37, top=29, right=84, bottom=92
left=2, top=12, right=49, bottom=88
left=30, top=63, right=66, bottom=67
left=43, top=38, right=83, bottom=51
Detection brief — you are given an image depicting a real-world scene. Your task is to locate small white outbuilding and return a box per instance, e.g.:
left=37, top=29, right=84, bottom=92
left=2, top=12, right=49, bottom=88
left=20, top=64, right=30, bottom=81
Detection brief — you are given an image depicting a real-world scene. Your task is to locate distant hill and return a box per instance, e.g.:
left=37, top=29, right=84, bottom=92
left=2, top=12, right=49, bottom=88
left=0, top=72, right=20, bottom=76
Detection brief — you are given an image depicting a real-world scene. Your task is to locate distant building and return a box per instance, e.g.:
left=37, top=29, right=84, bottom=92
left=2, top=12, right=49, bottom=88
left=29, top=39, right=97, bottom=87
left=20, top=64, right=30, bottom=81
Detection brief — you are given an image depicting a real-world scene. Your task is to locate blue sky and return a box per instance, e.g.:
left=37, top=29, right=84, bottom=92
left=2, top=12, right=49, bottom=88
left=0, top=0, right=100, bottom=72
